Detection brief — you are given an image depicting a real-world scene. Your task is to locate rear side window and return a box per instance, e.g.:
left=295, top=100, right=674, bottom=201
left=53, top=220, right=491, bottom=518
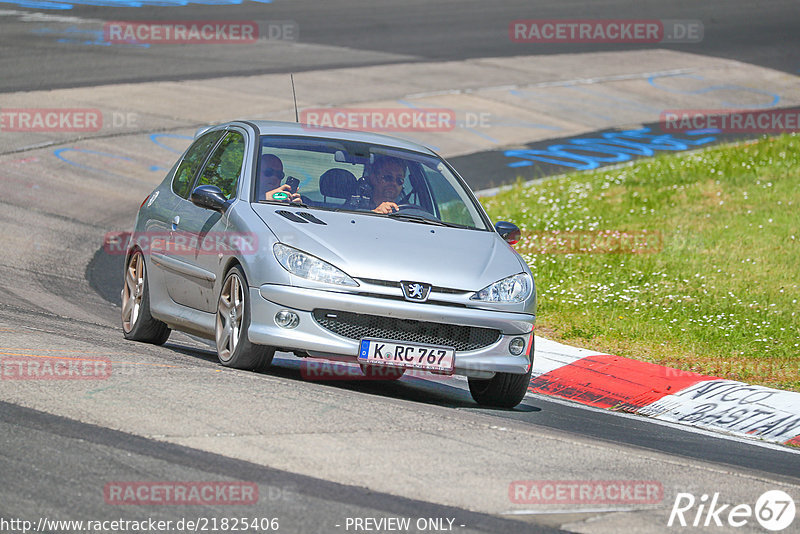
left=196, top=131, right=245, bottom=199
left=172, top=130, right=224, bottom=198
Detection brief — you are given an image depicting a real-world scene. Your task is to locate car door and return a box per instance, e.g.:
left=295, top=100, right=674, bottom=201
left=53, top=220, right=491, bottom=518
left=154, top=128, right=225, bottom=307
left=165, top=129, right=247, bottom=313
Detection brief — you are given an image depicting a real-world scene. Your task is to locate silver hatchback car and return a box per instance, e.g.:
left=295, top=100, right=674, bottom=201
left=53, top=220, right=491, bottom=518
left=121, top=120, right=536, bottom=407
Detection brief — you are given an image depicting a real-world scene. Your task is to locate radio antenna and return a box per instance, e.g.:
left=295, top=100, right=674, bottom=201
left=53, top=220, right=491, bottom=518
left=290, top=73, right=299, bottom=122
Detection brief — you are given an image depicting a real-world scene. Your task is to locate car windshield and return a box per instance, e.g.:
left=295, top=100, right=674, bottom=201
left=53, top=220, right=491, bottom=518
left=254, top=135, right=489, bottom=230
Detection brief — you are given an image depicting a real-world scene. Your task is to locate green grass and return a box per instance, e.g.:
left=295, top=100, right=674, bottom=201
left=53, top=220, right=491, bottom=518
left=481, top=134, right=800, bottom=391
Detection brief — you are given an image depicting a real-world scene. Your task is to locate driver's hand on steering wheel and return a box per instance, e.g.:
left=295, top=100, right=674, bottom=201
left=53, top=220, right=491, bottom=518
left=372, top=202, right=398, bottom=214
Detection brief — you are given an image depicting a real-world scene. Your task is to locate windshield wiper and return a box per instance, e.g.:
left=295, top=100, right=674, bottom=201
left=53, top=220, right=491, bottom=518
left=437, top=220, right=473, bottom=229
left=390, top=212, right=475, bottom=229
left=387, top=212, right=448, bottom=226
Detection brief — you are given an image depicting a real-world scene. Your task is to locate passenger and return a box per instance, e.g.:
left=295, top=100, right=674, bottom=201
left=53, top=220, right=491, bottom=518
left=258, top=154, right=301, bottom=203
left=365, top=156, right=406, bottom=214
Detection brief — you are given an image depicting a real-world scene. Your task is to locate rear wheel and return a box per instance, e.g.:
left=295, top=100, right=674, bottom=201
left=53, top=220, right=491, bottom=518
left=216, top=265, right=274, bottom=371
left=468, top=365, right=532, bottom=408
left=121, top=250, right=170, bottom=345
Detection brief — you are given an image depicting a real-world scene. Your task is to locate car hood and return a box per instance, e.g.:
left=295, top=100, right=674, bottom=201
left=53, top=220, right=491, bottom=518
left=251, top=204, right=526, bottom=291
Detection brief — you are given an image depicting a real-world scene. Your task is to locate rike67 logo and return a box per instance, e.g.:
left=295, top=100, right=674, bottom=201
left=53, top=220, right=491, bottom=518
left=668, top=490, right=795, bottom=531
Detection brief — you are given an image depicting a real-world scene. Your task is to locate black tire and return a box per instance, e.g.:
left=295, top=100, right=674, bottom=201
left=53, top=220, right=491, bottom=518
left=359, top=363, right=406, bottom=380
left=122, top=250, right=170, bottom=345
left=215, top=265, right=275, bottom=371
left=468, top=365, right=532, bottom=408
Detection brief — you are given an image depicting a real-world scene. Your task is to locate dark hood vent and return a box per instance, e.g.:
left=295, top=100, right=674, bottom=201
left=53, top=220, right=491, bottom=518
left=275, top=210, right=326, bottom=225
left=297, top=212, right=326, bottom=225
left=276, top=210, right=308, bottom=223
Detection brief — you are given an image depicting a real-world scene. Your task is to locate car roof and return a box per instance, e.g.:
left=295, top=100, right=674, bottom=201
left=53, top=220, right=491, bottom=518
left=240, top=120, right=438, bottom=156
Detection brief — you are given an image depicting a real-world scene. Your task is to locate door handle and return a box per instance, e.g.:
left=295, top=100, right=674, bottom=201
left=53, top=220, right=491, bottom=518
left=171, top=215, right=180, bottom=231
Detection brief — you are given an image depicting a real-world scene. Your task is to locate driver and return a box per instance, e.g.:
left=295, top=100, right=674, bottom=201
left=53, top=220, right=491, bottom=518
left=258, top=154, right=301, bottom=203
left=365, top=156, right=406, bottom=214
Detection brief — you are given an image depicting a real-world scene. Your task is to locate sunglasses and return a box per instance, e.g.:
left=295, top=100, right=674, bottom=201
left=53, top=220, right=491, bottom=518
left=262, top=168, right=285, bottom=180
left=379, top=174, right=404, bottom=186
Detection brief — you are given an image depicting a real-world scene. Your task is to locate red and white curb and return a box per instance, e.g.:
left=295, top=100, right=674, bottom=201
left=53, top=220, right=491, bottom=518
left=529, top=336, right=800, bottom=447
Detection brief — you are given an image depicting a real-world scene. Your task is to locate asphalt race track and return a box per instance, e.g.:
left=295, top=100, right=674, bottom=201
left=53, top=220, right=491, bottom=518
left=1, top=0, right=799, bottom=92
left=1, top=1, right=799, bottom=533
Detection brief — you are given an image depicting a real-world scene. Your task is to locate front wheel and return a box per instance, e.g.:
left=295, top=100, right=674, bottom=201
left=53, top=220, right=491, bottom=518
left=121, top=250, right=170, bottom=345
left=215, top=266, right=274, bottom=371
left=468, top=365, right=532, bottom=408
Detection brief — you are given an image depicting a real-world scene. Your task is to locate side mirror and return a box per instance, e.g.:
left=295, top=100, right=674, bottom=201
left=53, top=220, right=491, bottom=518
left=190, top=185, right=229, bottom=212
left=495, top=221, right=521, bottom=245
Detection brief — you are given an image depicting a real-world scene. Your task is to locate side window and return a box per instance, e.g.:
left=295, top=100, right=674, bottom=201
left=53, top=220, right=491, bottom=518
left=425, top=167, right=475, bottom=226
left=172, top=130, right=224, bottom=198
left=197, top=131, right=245, bottom=199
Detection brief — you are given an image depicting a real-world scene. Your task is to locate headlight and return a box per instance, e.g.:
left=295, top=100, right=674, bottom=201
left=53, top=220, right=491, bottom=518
left=273, top=243, right=358, bottom=287
left=471, top=273, right=532, bottom=303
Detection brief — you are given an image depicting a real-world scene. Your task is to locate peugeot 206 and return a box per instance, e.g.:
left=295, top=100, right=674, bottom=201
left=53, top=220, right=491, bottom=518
left=121, top=120, right=536, bottom=407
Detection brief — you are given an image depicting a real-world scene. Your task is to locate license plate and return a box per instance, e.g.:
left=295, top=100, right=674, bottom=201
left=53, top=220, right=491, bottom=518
left=358, top=339, right=455, bottom=374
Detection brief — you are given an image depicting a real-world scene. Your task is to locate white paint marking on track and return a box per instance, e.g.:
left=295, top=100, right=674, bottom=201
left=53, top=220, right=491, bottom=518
left=523, top=391, right=800, bottom=455
left=641, top=380, right=800, bottom=444
left=531, top=335, right=606, bottom=377
left=0, top=9, right=101, bottom=24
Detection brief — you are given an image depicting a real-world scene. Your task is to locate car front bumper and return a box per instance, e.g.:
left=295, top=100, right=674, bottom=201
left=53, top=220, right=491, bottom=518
left=248, top=284, right=535, bottom=378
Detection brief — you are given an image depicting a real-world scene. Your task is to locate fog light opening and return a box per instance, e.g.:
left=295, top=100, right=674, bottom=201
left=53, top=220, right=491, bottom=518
left=509, top=337, right=525, bottom=356
left=275, top=310, right=300, bottom=329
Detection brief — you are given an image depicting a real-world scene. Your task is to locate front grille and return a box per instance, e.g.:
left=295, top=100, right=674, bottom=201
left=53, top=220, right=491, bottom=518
left=353, top=293, right=467, bottom=308
left=313, top=309, right=501, bottom=352
left=358, top=277, right=466, bottom=295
